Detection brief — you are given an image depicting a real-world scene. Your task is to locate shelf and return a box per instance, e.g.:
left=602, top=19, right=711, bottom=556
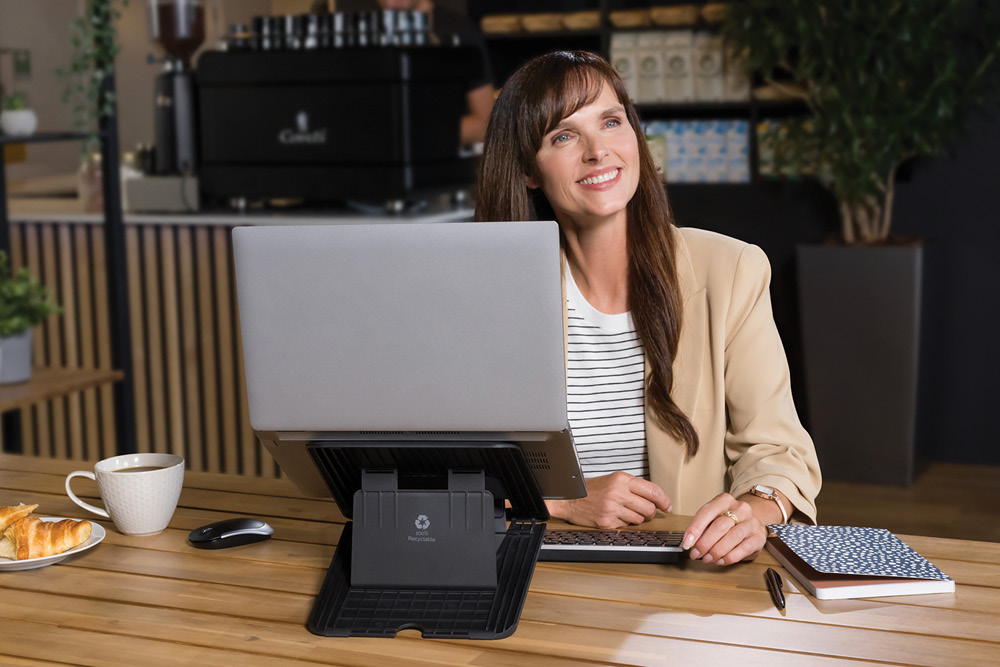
left=483, top=28, right=603, bottom=40
left=0, top=131, right=103, bottom=146
left=0, top=367, right=124, bottom=414
left=637, top=101, right=753, bottom=119
left=636, top=99, right=808, bottom=118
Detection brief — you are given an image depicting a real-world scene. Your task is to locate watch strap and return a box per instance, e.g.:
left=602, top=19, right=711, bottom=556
left=751, top=485, right=789, bottom=524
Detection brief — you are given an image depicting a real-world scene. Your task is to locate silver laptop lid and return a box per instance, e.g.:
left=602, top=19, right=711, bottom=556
left=234, top=221, right=568, bottom=434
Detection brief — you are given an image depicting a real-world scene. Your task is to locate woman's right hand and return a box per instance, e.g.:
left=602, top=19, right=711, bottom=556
left=545, top=471, right=672, bottom=529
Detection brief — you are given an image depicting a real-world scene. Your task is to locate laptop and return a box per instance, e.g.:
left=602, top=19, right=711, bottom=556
left=232, top=221, right=585, bottom=500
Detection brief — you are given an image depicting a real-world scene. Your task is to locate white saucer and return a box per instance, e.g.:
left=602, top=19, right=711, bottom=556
left=0, top=517, right=106, bottom=571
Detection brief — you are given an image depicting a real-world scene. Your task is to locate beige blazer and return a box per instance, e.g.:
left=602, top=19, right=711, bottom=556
left=565, top=227, right=822, bottom=522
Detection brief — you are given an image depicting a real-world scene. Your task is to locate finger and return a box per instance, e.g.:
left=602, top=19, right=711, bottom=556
left=690, top=512, right=740, bottom=559
left=622, top=494, right=659, bottom=521
left=682, top=493, right=734, bottom=550
left=627, top=478, right=672, bottom=512
left=618, top=506, right=648, bottom=526
left=702, top=520, right=752, bottom=563
left=594, top=506, right=645, bottom=529
left=715, top=525, right=767, bottom=566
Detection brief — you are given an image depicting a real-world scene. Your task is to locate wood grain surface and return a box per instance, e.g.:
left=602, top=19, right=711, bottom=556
left=2, top=454, right=998, bottom=666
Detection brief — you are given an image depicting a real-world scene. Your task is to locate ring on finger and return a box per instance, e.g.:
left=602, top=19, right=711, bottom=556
left=718, top=510, right=739, bottom=527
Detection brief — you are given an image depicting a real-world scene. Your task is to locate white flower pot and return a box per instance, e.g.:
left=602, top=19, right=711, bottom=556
left=0, top=331, right=33, bottom=384
left=0, top=109, right=38, bottom=137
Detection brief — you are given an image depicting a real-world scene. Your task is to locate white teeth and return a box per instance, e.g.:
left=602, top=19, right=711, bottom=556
left=577, top=169, right=619, bottom=185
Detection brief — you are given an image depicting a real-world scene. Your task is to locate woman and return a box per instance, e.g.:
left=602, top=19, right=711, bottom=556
left=474, top=51, right=821, bottom=567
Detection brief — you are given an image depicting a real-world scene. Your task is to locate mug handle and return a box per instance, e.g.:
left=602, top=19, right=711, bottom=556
left=65, top=471, right=110, bottom=518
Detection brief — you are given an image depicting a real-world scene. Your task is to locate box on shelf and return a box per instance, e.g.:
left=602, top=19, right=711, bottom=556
left=610, top=32, right=639, bottom=103
left=636, top=32, right=667, bottom=103
left=650, top=4, right=700, bottom=26
left=704, top=120, right=728, bottom=183
left=725, top=120, right=751, bottom=183
left=645, top=119, right=751, bottom=184
left=684, top=120, right=710, bottom=182
left=663, top=121, right=685, bottom=183
left=645, top=132, right=667, bottom=180
left=663, top=31, right=694, bottom=103
left=692, top=32, right=725, bottom=102
left=479, top=14, right=521, bottom=33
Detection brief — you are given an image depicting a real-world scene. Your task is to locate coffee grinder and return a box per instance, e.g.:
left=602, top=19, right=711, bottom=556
left=148, top=0, right=204, bottom=174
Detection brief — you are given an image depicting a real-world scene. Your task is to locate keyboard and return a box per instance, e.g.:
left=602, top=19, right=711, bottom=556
left=538, top=529, right=687, bottom=564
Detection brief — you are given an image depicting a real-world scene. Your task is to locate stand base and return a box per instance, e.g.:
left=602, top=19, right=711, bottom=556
left=307, top=519, right=545, bottom=639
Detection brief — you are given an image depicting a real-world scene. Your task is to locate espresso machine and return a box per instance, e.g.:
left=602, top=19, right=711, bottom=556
left=148, top=0, right=204, bottom=175
left=195, top=10, right=480, bottom=210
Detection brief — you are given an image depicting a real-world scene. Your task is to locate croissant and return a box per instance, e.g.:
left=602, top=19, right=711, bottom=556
left=0, top=503, right=39, bottom=532
left=2, top=516, right=93, bottom=560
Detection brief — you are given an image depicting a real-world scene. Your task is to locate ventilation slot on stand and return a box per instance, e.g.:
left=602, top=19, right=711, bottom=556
left=523, top=451, right=550, bottom=471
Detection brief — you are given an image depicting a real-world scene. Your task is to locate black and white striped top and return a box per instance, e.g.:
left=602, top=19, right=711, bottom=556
left=565, top=269, right=649, bottom=479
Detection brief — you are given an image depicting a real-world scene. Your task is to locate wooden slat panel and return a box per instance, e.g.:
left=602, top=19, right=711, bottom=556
left=26, top=225, right=51, bottom=457
left=90, top=223, right=117, bottom=460
left=125, top=226, right=150, bottom=454
left=142, top=227, right=167, bottom=454
left=41, top=224, right=68, bottom=457
left=158, top=226, right=185, bottom=460
left=73, top=224, right=101, bottom=461
left=195, top=226, right=220, bottom=473
left=8, top=220, right=267, bottom=476
left=57, top=223, right=84, bottom=460
left=177, top=227, right=203, bottom=472
left=213, top=227, right=238, bottom=474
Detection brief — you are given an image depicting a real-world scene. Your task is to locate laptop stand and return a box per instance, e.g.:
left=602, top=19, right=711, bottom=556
left=305, top=442, right=549, bottom=639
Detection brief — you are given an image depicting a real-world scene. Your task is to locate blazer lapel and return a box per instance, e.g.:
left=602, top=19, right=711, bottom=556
left=667, top=228, right=706, bottom=420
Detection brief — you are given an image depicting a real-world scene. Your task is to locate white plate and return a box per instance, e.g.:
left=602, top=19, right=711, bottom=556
left=0, top=517, right=106, bottom=571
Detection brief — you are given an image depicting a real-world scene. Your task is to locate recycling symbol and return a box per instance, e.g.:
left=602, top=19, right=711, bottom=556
left=414, top=514, right=430, bottom=530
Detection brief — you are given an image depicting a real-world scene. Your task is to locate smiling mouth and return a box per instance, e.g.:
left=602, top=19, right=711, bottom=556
left=577, top=168, right=620, bottom=185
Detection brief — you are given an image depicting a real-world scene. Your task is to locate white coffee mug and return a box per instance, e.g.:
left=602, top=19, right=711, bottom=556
left=66, top=453, right=184, bottom=536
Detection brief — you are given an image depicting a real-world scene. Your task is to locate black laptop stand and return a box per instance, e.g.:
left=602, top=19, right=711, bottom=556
left=305, top=442, right=549, bottom=639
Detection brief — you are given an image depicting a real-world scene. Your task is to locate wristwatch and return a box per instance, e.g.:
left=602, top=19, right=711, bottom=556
left=749, top=485, right=788, bottom=524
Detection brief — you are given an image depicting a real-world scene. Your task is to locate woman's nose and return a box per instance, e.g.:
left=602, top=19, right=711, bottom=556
left=582, top=135, right=609, bottom=162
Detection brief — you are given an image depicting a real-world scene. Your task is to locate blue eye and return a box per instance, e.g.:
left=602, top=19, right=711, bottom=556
left=606, top=119, right=621, bottom=128
left=553, top=133, right=570, bottom=143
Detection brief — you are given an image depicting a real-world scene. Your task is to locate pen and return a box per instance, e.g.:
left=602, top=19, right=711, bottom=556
left=766, top=567, right=785, bottom=610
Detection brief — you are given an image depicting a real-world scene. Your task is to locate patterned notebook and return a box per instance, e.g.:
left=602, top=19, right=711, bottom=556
left=766, top=525, right=955, bottom=600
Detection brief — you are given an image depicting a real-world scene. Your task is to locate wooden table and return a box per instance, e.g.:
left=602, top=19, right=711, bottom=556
left=1, top=453, right=998, bottom=666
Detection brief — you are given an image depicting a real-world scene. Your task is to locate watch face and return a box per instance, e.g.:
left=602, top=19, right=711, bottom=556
left=755, top=485, right=775, bottom=495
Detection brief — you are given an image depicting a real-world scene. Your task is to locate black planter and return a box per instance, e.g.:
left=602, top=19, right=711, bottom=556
left=797, top=243, right=923, bottom=485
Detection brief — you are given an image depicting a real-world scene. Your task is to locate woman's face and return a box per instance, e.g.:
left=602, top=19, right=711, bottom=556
left=526, top=82, right=639, bottom=231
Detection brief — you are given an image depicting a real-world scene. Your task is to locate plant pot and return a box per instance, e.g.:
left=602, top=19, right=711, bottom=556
left=0, top=109, right=38, bottom=137
left=0, top=330, right=33, bottom=384
left=797, top=243, right=923, bottom=485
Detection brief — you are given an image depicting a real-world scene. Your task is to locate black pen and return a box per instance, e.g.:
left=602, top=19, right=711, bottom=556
left=766, top=567, right=785, bottom=610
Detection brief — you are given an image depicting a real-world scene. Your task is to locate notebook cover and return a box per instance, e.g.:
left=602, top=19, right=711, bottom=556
left=766, top=525, right=955, bottom=600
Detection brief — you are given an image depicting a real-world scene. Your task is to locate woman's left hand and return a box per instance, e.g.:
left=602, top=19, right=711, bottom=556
left=681, top=493, right=768, bottom=566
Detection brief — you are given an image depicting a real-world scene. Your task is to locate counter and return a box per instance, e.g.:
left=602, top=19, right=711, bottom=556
left=7, top=195, right=475, bottom=225
left=4, top=195, right=473, bottom=473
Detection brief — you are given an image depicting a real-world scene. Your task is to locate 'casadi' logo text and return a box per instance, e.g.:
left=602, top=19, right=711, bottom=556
left=278, top=111, right=327, bottom=145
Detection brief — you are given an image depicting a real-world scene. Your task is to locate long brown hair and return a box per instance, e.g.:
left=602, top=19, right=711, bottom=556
left=474, top=51, right=699, bottom=457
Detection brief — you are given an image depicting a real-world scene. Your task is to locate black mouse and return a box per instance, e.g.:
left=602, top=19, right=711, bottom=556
left=188, top=517, right=274, bottom=549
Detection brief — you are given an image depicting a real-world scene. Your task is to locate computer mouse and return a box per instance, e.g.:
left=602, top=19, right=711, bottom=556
left=188, top=517, right=274, bottom=549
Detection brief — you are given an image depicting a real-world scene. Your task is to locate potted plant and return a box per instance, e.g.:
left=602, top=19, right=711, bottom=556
left=0, top=91, right=38, bottom=137
left=55, top=0, right=129, bottom=156
left=0, top=251, right=62, bottom=384
left=721, top=1, right=1000, bottom=484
